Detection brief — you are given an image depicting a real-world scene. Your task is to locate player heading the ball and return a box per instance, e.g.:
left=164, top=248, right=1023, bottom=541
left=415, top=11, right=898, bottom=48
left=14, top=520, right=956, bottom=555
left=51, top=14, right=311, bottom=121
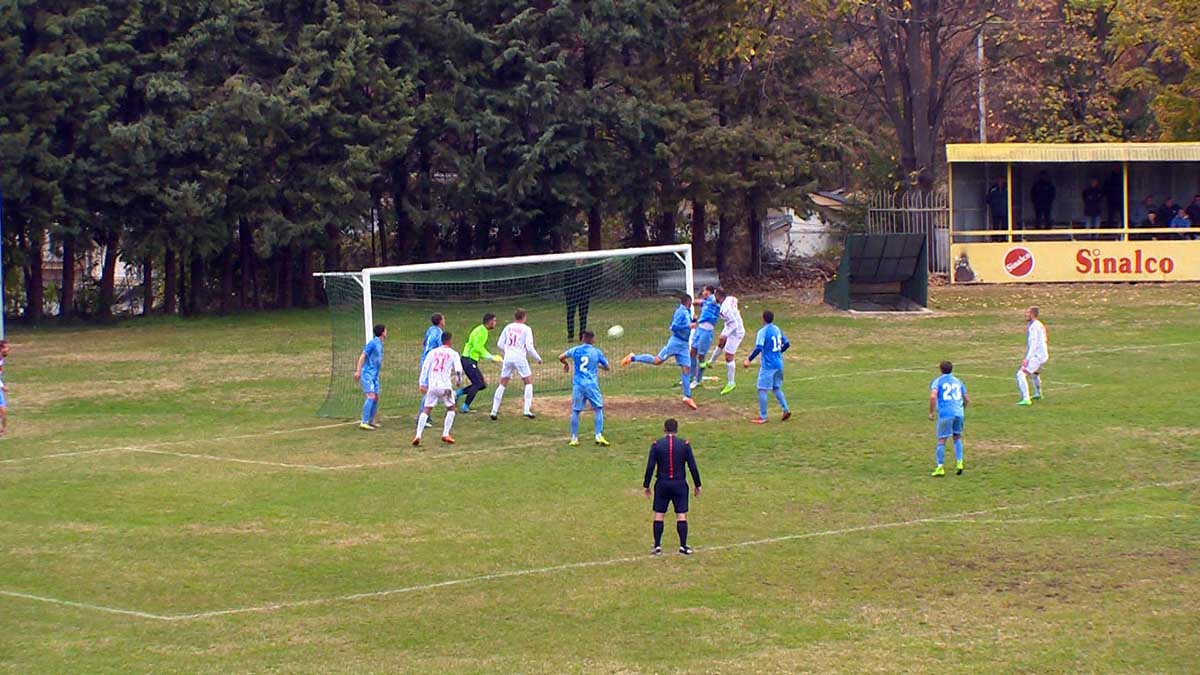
left=560, top=330, right=610, bottom=447
left=621, top=293, right=699, bottom=410
left=704, top=287, right=746, bottom=395
left=690, top=285, right=720, bottom=388
left=491, top=308, right=543, bottom=420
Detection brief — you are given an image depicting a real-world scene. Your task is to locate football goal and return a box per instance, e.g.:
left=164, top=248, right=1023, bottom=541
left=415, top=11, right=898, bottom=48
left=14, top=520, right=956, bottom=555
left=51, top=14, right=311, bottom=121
left=315, top=245, right=695, bottom=418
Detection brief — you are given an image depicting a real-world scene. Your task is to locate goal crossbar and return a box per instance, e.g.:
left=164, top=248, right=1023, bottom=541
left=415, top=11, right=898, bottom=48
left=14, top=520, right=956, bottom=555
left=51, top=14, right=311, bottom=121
left=315, top=244, right=695, bottom=345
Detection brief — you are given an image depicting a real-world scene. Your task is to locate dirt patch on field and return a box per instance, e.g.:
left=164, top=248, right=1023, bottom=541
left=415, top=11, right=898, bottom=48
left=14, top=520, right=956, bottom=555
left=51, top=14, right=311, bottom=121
left=536, top=394, right=742, bottom=421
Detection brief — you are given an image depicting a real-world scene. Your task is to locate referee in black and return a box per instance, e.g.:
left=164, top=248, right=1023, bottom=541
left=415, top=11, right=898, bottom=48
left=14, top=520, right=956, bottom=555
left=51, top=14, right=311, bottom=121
left=643, top=418, right=701, bottom=555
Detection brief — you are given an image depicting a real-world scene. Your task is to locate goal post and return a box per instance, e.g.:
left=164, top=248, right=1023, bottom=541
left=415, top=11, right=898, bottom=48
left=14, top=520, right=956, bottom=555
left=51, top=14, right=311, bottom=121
left=315, top=244, right=695, bottom=418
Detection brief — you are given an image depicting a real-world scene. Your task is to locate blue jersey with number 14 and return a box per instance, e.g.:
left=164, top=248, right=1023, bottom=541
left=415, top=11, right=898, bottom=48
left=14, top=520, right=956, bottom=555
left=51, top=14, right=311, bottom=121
left=565, top=344, right=608, bottom=387
left=755, top=324, right=789, bottom=370
left=931, top=374, right=966, bottom=418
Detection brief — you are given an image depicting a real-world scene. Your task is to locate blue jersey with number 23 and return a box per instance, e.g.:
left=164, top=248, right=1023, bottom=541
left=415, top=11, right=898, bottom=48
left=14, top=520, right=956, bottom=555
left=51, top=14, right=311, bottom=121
left=931, top=374, right=966, bottom=418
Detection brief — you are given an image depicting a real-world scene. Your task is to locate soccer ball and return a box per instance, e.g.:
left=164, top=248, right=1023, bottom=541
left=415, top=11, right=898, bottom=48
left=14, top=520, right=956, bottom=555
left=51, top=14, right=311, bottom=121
left=607, top=325, right=625, bottom=338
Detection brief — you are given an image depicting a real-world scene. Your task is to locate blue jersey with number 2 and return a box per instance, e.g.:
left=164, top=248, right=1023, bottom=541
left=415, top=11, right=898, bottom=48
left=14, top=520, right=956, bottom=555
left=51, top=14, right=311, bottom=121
left=931, top=374, right=966, bottom=418
left=566, top=344, right=608, bottom=388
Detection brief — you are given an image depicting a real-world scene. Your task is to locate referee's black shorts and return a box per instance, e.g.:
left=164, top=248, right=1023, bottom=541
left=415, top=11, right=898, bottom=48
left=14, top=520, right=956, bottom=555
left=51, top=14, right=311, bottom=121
left=653, top=479, right=689, bottom=514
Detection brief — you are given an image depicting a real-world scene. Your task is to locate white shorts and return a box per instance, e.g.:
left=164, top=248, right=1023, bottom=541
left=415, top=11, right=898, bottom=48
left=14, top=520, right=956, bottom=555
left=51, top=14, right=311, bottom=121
left=422, top=388, right=454, bottom=409
left=721, top=330, right=745, bottom=354
left=500, top=360, right=533, bottom=379
left=1023, top=358, right=1046, bottom=374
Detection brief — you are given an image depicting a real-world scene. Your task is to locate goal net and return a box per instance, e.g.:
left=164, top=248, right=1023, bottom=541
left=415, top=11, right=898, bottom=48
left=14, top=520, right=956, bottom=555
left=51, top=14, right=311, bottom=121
left=316, top=245, right=695, bottom=418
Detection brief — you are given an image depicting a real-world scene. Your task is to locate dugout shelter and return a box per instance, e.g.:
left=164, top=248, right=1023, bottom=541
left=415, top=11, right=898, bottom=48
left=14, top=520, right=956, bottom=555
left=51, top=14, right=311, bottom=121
left=947, top=142, right=1200, bottom=283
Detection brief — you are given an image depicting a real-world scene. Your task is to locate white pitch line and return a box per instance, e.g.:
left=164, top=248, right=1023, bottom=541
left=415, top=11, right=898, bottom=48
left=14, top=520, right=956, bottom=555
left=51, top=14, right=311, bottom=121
left=0, top=589, right=174, bottom=621
left=0, top=421, right=359, bottom=467
left=927, top=514, right=1191, bottom=525
left=36, top=475, right=1175, bottom=623
left=129, top=448, right=329, bottom=471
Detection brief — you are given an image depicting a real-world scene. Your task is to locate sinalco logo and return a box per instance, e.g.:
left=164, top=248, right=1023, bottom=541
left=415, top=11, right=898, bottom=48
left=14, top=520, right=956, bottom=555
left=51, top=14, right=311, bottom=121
left=1003, top=246, right=1035, bottom=278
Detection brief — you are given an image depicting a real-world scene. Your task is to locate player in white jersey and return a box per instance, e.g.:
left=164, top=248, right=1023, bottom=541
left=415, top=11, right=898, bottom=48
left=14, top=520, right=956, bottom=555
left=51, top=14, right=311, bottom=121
left=702, top=287, right=746, bottom=395
left=1016, top=306, right=1048, bottom=406
left=491, top=308, right=543, bottom=420
left=415, top=332, right=464, bottom=445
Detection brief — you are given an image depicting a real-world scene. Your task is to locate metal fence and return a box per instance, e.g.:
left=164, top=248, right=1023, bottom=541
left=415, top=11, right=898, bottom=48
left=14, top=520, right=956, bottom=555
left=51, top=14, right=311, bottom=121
left=865, top=189, right=950, bottom=273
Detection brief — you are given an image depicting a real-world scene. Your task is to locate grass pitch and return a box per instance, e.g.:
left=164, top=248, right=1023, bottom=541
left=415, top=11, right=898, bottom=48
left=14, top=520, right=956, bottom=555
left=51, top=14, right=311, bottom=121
left=1, top=284, right=1198, bottom=673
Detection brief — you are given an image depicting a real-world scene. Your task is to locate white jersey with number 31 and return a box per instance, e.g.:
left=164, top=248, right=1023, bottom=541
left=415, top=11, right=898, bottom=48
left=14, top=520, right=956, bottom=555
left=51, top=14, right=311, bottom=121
left=498, top=322, right=541, bottom=363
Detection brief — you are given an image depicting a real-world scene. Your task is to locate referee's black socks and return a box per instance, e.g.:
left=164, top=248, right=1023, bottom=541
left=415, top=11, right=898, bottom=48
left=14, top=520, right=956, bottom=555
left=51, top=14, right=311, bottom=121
left=653, top=521, right=664, bottom=547
left=677, top=520, right=688, bottom=547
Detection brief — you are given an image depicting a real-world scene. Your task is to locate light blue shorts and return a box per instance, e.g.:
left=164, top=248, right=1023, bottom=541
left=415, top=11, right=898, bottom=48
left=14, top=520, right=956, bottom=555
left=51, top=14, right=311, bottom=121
left=757, top=368, right=783, bottom=390
left=936, top=416, right=964, bottom=438
left=572, top=383, right=604, bottom=411
left=690, top=327, right=714, bottom=355
left=657, top=338, right=691, bottom=366
left=361, top=373, right=379, bottom=395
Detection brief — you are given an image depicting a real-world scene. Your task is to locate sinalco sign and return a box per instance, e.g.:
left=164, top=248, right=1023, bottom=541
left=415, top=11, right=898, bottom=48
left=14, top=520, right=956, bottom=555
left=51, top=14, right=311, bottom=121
left=950, top=241, right=1199, bottom=283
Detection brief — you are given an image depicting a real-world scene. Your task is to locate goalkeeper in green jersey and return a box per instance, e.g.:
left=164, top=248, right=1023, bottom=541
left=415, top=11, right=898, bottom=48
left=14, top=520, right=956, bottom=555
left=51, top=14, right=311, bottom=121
left=457, top=313, right=501, bottom=413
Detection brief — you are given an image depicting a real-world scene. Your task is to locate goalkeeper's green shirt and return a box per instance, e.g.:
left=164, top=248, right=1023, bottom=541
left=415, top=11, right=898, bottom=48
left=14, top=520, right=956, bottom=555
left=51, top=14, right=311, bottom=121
left=463, top=324, right=495, bottom=362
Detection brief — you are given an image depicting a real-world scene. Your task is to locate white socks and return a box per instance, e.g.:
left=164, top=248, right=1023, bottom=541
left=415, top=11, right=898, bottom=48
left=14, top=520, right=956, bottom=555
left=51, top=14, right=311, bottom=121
left=1016, top=369, right=1030, bottom=399
left=442, top=409, right=456, bottom=436
left=415, top=412, right=429, bottom=439
left=491, top=384, right=506, bottom=415
left=523, top=384, right=533, bottom=414
left=1031, top=374, right=1041, bottom=396
left=727, top=361, right=736, bottom=384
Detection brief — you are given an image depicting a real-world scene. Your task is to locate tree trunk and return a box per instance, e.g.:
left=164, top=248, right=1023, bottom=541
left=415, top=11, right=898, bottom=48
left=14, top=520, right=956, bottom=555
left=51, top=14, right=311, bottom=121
left=455, top=215, right=472, bottom=257
left=474, top=211, right=491, bottom=256
left=97, top=229, right=120, bottom=320
left=587, top=201, right=602, bottom=251
left=164, top=246, right=177, bottom=315
left=391, top=163, right=411, bottom=262
left=299, top=245, right=315, bottom=307
left=716, top=208, right=733, bottom=275
left=746, top=190, right=762, bottom=276
left=373, top=193, right=387, bottom=266
left=630, top=201, right=648, bottom=246
left=277, top=246, right=293, bottom=309
left=324, top=221, right=342, bottom=273
left=26, top=226, right=44, bottom=322
left=178, top=249, right=189, bottom=316
left=219, top=240, right=235, bottom=314
left=188, top=252, right=205, bottom=315
left=142, top=255, right=154, bottom=315
left=59, top=236, right=75, bottom=319
left=691, top=199, right=707, bottom=268
left=238, top=219, right=253, bottom=310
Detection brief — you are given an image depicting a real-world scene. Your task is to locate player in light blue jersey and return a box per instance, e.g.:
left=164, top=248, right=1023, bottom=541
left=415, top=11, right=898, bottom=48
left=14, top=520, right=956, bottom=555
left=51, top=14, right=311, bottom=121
left=353, top=324, right=387, bottom=430
left=928, top=360, right=970, bottom=476
left=743, top=310, right=791, bottom=424
left=689, top=285, right=720, bottom=388
left=418, top=313, right=446, bottom=426
left=559, top=330, right=611, bottom=447
left=621, top=294, right=698, bottom=410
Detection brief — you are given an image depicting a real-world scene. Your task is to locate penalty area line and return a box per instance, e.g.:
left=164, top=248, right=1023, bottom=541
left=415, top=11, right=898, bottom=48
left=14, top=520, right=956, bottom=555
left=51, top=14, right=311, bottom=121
left=23, top=475, right=1180, bottom=623
left=0, top=421, right=359, bottom=467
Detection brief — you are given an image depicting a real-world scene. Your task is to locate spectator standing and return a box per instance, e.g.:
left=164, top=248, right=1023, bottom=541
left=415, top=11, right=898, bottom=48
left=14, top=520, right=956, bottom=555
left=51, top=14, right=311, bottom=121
left=1029, top=172, right=1056, bottom=231
left=1103, top=170, right=1123, bottom=229
left=1082, top=178, right=1105, bottom=240
left=985, top=178, right=1008, bottom=230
